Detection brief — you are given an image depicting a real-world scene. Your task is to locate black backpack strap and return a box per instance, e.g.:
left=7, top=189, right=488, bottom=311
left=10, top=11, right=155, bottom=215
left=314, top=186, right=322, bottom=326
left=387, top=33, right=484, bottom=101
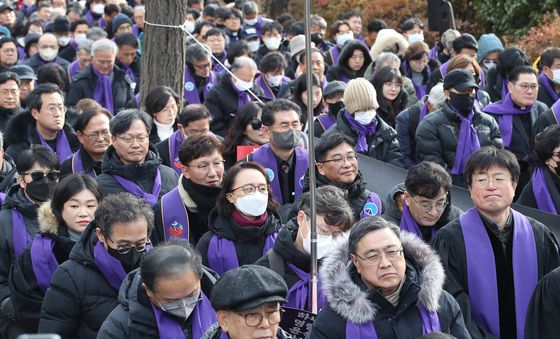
left=267, top=250, right=286, bottom=278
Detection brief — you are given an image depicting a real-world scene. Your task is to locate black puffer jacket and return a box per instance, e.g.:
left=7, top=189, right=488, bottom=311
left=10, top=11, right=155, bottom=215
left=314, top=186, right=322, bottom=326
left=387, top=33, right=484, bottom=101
left=534, top=107, right=558, bottom=137
left=38, top=222, right=122, bottom=339
left=96, top=144, right=178, bottom=200
left=537, top=75, right=557, bottom=108
left=0, top=153, right=16, bottom=195
left=0, top=106, right=23, bottom=133
left=416, top=101, right=503, bottom=187
left=60, top=145, right=102, bottom=177
left=326, top=40, right=372, bottom=83
left=323, top=112, right=403, bottom=167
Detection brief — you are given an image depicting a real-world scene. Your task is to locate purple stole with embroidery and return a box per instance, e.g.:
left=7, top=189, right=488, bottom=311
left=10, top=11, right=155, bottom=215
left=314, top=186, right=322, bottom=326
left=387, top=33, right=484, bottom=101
left=316, top=115, right=336, bottom=132
left=329, top=45, right=342, bottom=65
left=71, top=150, right=96, bottom=178
left=207, top=232, right=277, bottom=275
left=251, top=144, right=309, bottom=205
left=359, top=192, right=383, bottom=219
left=167, top=130, right=185, bottom=174
left=35, top=128, right=73, bottom=163
left=400, top=203, right=436, bottom=240
left=183, top=68, right=217, bottom=104
left=531, top=166, right=558, bottom=214
left=459, top=208, right=538, bottom=338
left=286, top=263, right=327, bottom=312
left=160, top=187, right=190, bottom=241
left=151, top=291, right=216, bottom=339
left=112, top=168, right=162, bottom=206
left=12, top=208, right=32, bottom=257
left=539, top=72, right=559, bottom=103
left=30, top=234, right=59, bottom=293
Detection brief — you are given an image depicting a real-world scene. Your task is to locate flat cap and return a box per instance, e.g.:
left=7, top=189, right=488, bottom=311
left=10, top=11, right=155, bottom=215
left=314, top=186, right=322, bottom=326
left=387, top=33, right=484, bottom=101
left=324, top=80, right=347, bottom=98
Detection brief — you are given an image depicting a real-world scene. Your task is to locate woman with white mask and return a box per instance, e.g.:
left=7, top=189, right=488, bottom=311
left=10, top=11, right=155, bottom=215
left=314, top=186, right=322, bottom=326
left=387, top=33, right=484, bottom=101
left=255, top=186, right=354, bottom=313
left=196, top=162, right=282, bottom=275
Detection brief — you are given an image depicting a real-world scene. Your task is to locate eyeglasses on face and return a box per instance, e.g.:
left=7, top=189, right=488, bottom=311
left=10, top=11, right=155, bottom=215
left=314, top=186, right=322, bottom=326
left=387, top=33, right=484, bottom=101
left=239, top=309, right=283, bottom=327
left=230, top=183, right=268, bottom=195
left=116, top=134, right=149, bottom=144
left=409, top=195, right=448, bottom=213
left=106, top=236, right=151, bottom=254
left=353, top=247, right=404, bottom=266
left=80, top=129, right=111, bottom=140
left=471, top=175, right=512, bottom=188
left=186, top=160, right=225, bottom=172
left=319, top=153, right=358, bottom=166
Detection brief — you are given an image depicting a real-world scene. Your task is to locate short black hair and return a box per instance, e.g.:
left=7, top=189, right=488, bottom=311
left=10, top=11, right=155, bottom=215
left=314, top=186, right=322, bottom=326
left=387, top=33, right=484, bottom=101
left=261, top=98, right=302, bottom=127
left=204, top=27, right=226, bottom=40
left=508, top=65, right=537, bottom=83
left=144, top=86, right=180, bottom=117
left=259, top=51, right=287, bottom=73
left=286, top=21, right=304, bottom=37
left=348, top=216, right=400, bottom=255
left=497, top=48, right=529, bottom=78
left=367, top=19, right=388, bottom=33
left=330, top=20, right=350, bottom=37
left=463, top=146, right=520, bottom=186
left=37, top=63, right=69, bottom=91
left=16, top=145, right=60, bottom=173
left=226, top=40, right=250, bottom=65
left=298, top=186, right=354, bottom=231
left=452, top=33, right=478, bottom=53
left=74, top=109, right=112, bottom=133
left=401, top=17, right=423, bottom=32
left=0, top=37, right=17, bottom=50
left=178, top=104, right=211, bottom=126
left=51, top=174, right=102, bottom=226
left=540, top=48, right=560, bottom=68
left=405, top=161, right=451, bottom=199
left=104, top=3, right=120, bottom=15
left=534, top=125, right=560, bottom=165
left=114, top=32, right=138, bottom=48
left=109, top=109, right=152, bottom=136
left=70, top=19, right=90, bottom=33
left=0, top=71, right=20, bottom=86
left=314, top=132, right=355, bottom=162
left=94, top=192, right=154, bottom=238
left=27, top=83, right=64, bottom=112
left=179, top=134, right=222, bottom=166
left=261, top=21, right=282, bottom=35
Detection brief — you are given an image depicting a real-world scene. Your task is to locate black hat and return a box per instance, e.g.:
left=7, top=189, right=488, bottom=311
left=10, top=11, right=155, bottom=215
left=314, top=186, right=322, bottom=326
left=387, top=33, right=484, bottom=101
left=111, top=13, right=133, bottom=34
left=324, top=81, right=347, bottom=98
left=50, top=16, right=71, bottom=34
left=443, top=69, right=479, bottom=91
left=210, top=265, right=288, bottom=312
left=241, top=27, right=258, bottom=40
left=10, top=65, right=36, bottom=80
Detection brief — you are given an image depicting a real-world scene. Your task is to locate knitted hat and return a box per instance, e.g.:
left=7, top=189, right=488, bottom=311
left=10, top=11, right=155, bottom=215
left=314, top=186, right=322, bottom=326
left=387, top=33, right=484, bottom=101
left=343, top=78, right=378, bottom=114
left=111, top=13, right=133, bottom=34
left=50, top=16, right=71, bottom=33
left=477, top=33, right=504, bottom=62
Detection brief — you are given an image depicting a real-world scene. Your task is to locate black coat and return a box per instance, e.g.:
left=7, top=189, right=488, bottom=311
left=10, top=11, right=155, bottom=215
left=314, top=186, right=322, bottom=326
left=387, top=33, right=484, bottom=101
left=96, top=144, right=178, bottom=199
left=204, top=74, right=264, bottom=137
left=395, top=102, right=422, bottom=169
left=533, top=107, right=558, bottom=136
left=67, top=64, right=137, bottom=113
left=524, top=266, right=560, bottom=339
left=60, top=145, right=102, bottom=177
left=23, top=54, right=70, bottom=75
left=416, top=101, right=503, bottom=187
left=38, top=222, right=123, bottom=339
left=325, top=40, right=372, bottom=83
left=431, top=210, right=560, bottom=339
left=4, top=110, right=80, bottom=161
left=517, top=167, right=560, bottom=212
left=485, top=68, right=506, bottom=103
left=0, top=153, right=16, bottom=194
left=323, top=111, right=404, bottom=167
left=537, top=75, right=558, bottom=108
left=0, top=106, right=23, bottom=133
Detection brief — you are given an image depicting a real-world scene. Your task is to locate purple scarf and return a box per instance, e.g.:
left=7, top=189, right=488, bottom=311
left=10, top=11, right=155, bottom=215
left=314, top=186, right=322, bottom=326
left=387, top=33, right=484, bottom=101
left=207, top=232, right=277, bottom=275
left=168, top=130, right=185, bottom=174
left=68, top=60, right=81, bottom=79
left=539, top=72, right=560, bottom=103
left=84, top=11, right=96, bottom=26
left=92, top=67, right=114, bottom=114
left=419, top=101, right=429, bottom=122
left=151, top=291, right=216, bottom=339
left=256, top=75, right=289, bottom=100
left=113, top=168, right=162, bottom=206
left=483, top=93, right=533, bottom=147
left=343, top=111, right=377, bottom=153
left=286, top=263, right=327, bottom=312
left=329, top=45, right=342, bottom=65
left=346, top=303, right=440, bottom=338
left=439, top=60, right=450, bottom=78
left=30, top=235, right=59, bottom=293
left=122, top=65, right=136, bottom=83
left=460, top=208, right=538, bottom=338
left=400, top=203, right=436, bottom=240
left=93, top=240, right=127, bottom=291
left=35, top=128, right=73, bottom=163
left=230, top=76, right=251, bottom=108
left=428, top=45, right=438, bottom=60
left=316, top=114, right=336, bottom=132
left=532, top=166, right=558, bottom=214
left=450, top=108, right=480, bottom=175
left=501, top=79, right=509, bottom=99
left=71, top=150, right=96, bottom=177
left=212, top=52, right=227, bottom=73
left=12, top=208, right=32, bottom=257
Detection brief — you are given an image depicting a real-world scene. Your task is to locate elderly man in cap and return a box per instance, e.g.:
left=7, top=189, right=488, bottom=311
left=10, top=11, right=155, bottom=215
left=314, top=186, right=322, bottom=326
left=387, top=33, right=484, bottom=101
left=416, top=69, right=502, bottom=187
left=10, top=65, right=36, bottom=109
left=203, top=265, right=291, bottom=339
left=315, top=80, right=346, bottom=137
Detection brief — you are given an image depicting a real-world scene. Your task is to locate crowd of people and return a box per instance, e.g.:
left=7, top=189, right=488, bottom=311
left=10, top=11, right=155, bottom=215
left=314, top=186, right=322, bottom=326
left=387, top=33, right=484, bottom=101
left=0, top=0, right=559, bottom=338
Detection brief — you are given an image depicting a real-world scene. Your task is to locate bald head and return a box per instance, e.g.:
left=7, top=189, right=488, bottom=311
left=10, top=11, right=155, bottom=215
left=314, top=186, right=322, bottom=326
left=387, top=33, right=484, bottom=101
left=38, top=33, right=58, bottom=48
left=231, top=56, right=257, bottom=86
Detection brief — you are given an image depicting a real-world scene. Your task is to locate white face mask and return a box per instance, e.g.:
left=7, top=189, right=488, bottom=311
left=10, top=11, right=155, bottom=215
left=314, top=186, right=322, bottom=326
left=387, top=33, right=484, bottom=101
left=58, top=36, right=71, bottom=47
left=39, top=48, right=58, bottom=62
left=185, top=21, right=196, bottom=34
left=234, top=78, right=253, bottom=92
left=354, top=109, right=376, bottom=125
left=336, top=33, right=353, bottom=47
left=244, top=18, right=258, bottom=26
left=483, top=60, right=497, bottom=71
left=233, top=191, right=268, bottom=217
left=264, top=37, right=281, bottom=51
left=407, top=33, right=424, bottom=43
left=74, top=33, right=87, bottom=41
left=301, top=215, right=333, bottom=259
left=247, top=40, right=260, bottom=52
left=266, top=74, right=283, bottom=87
left=92, top=3, right=104, bottom=15
left=552, top=69, right=560, bottom=85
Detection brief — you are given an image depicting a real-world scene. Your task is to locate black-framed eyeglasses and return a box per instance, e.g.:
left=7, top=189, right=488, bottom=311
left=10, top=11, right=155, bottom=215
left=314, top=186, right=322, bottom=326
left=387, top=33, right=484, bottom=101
left=319, top=152, right=358, bottom=166
left=239, top=309, right=283, bottom=327
left=250, top=119, right=262, bottom=130
left=106, top=236, right=151, bottom=254
left=353, top=248, right=404, bottom=266
left=409, top=195, right=448, bottom=213
left=21, top=170, right=60, bottom=182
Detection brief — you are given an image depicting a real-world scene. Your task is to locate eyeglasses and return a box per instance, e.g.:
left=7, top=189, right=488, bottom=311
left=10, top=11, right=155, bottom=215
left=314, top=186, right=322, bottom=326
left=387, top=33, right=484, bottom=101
left=240, top=309, right=283, bottom=327
left=45, top=104, right=67, bottom=115
left=193, top=62, right=211, bottom=70
left=116, top=134, right=149, bottom=144
left=319, top=152, right=358, bottom=166
left=230, top=183, right=268, bottom=195
left=80, top=129, right=111, bottom=140
left=107, top=236, right=151, bottom=254
left=472, top=175, right=512, bottom=188
left=187, top=160, right=225, bottom=172
left=21, top=170, right=60, bottom=182
left=250, top=119, right=262, bottom=130
left=410, top=195, right=448, bottom=213
left=353, top=247, right=403, bottom=266
left=384, top=81, right=402, bottom=89
left=514, top=82, right=539, bottom=92
left=206, top=38, right=225, bottom=43
left=95, top=59, right=114, bottom=66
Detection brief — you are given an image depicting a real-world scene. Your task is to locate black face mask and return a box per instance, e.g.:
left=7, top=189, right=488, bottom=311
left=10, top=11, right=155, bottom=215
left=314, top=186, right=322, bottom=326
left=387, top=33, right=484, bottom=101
left=107, top=247, right=146, bottom=273
left=25, top=178, right=57, bottom=202
left=449, top=92, right=476, bottom=116
left=328, top=101, right=345, bottom=117
left=311, top=33, right=324, bottom=45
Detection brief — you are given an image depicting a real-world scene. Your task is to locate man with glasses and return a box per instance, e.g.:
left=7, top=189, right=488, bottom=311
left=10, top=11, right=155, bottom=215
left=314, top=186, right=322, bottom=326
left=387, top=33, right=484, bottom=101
left=153, top=135, right=224, bottom=245
left=39, top=193, right=153, bottom=338
left=203, top=28, right=228, bottom=74
left=205, top=264, right=291, bottom=339
left=309, top=216, right=469, bottom=338
left=382, top=161, right=462, bottom=242
left=4, top=84, right=80, bottom=163
left=23, top=33, right=70, bottom=75
left=247, top=98, right=308, bottom=207
left=432, top=147, right=560, bottom=339
left=67, top=38, right=137, bottom=114
left=484, top=65, right=549, bottom=195
left=96, top=109, right=178, bottom=205
left=184, top=43, right=218, bottom=106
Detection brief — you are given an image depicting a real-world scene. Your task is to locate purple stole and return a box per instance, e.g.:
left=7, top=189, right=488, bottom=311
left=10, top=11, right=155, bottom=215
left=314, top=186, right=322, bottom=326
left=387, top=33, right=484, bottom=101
left=160, top=187, right=190, bottom=241
left=132, top=25, right=140, bottom=37
left=539, top=72, right=560, bottom=103
left=439, top=61, right=450, bottom=78
left=316, top=115, right=336, bottom=132
left=30, top=235, right=59, bottom=293
left=419, top=101, right=429, bottom=122
left=251, top=144, right=309, bottom=205
left=400, top=203, right=436, bottom=240
left=212, top=52, right=227, bottom=73
left=0, top=192, right=5, bottom=205
left=122, top=65, right=136, bottom=83
left=112, top=168, right=162, bottom=206
left=151, top=291, right=216, bottom=339
left=286, top=263, right=327, bottom=312
left=501, top=80, right=509, bottom=99
left=68, top=60, right=81, bottom=79
left=359, top=192, right=383, bottom=219
left=256, top=75, right=289, bottom=100
left=84, top=11, right=96, bottom=26
left=329, top=45, right=342, bottom=65
left=98, top=16, right=107, bottom=29
left=551, top=99, right=560, bottom=124
left=346, top=303, right=440, bottom=338
left=321, top=77, right=327, bottom=90
left=343, top=111, right=377, bottom=153
left=532, top=166, right=558, bottom=214
left=230, top=76, right=251, bottom=107
left=71, top=150, right=96, bottom=177
left=428, top=45, right=438, bottom=60
left=183, top=68, right=217, bottom=104
left=167, top=130, right=185, bottom=174
left=207, top=232, right=277, bottom=275
left=459, top=208, right=538, bottom=338
left=93, top=240, right=127, bottom=291
left=92, top=67, right=114, bottom=114
left=12, top=208, right=32, bottom=257
left=17, top=46, right=26, bottom=62
left=483, top=93, right=533, bottom=147
left=35, top=128, right=73, bottom=163
left=450, top=108, right=480, bottom=175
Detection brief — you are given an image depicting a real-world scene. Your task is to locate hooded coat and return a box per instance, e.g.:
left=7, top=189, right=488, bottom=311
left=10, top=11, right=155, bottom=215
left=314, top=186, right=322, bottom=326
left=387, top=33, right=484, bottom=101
left=326, top=40, right=372, bottom=83
left=308, top=232, right=470, bottom=338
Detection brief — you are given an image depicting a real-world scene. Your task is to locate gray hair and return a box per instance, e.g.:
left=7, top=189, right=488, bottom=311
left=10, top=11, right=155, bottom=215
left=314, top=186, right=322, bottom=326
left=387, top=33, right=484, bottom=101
left=133, top=5, right=145, bottom=14
left=242, top=1, right=258, bottom=15
left=310, top=14, right=327, bottom=29
left=186, top=43, right=211, bottom=64
left=91, top=38, right=118, bottom=57
left=298, top=186, right=354, bottom=231
left=348, top=216, right=401, bottom=255
left=77, top=39, right=94, bottom=54
left=109, top=109, right=153, bottom=136
left=231, top=56, right=257, bottom=73
left=427, top=83, right=446, bottom=109
left=94, top=193, right=154, bottom=238
left=374, top=52, right=401, bottom=72
left=87, top=27, right=108, bottom=41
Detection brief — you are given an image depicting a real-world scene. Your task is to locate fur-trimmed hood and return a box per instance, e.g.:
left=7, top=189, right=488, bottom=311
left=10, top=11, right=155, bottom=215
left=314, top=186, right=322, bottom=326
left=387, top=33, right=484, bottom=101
left=37, top=201, right=60, bottom=235
left=320, top=231, right=445, bottom=324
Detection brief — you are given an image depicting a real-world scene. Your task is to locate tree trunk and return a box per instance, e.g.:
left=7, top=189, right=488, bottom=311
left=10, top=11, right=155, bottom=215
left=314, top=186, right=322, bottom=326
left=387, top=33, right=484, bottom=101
left=139, top=0, right=186, bottom=108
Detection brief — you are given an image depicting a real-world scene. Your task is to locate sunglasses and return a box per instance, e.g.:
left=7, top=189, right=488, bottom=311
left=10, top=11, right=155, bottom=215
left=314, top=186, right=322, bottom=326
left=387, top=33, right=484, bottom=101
left=22, top=171, right=60, bottom=182
left=249, top=119, right=262, bottom=130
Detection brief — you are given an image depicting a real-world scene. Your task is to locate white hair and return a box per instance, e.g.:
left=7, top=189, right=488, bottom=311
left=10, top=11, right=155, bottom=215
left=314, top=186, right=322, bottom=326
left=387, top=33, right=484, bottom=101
left=133, top=5, right=145, bottom=14
left=428, top=83, right=446, bottom=109
left=91, top=38, right=118, bottom=57
left=231, top=56, right=257, bottom=73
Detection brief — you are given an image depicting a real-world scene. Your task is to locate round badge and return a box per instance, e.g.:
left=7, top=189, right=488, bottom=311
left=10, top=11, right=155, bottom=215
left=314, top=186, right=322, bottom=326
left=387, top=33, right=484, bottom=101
left=265, top=168, right=275, bottom=182
left=363, top=202, right=378, bottom=216
left=184, top=81, right=195, bottom=91
left=299, top=174, right=305, bottom=188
